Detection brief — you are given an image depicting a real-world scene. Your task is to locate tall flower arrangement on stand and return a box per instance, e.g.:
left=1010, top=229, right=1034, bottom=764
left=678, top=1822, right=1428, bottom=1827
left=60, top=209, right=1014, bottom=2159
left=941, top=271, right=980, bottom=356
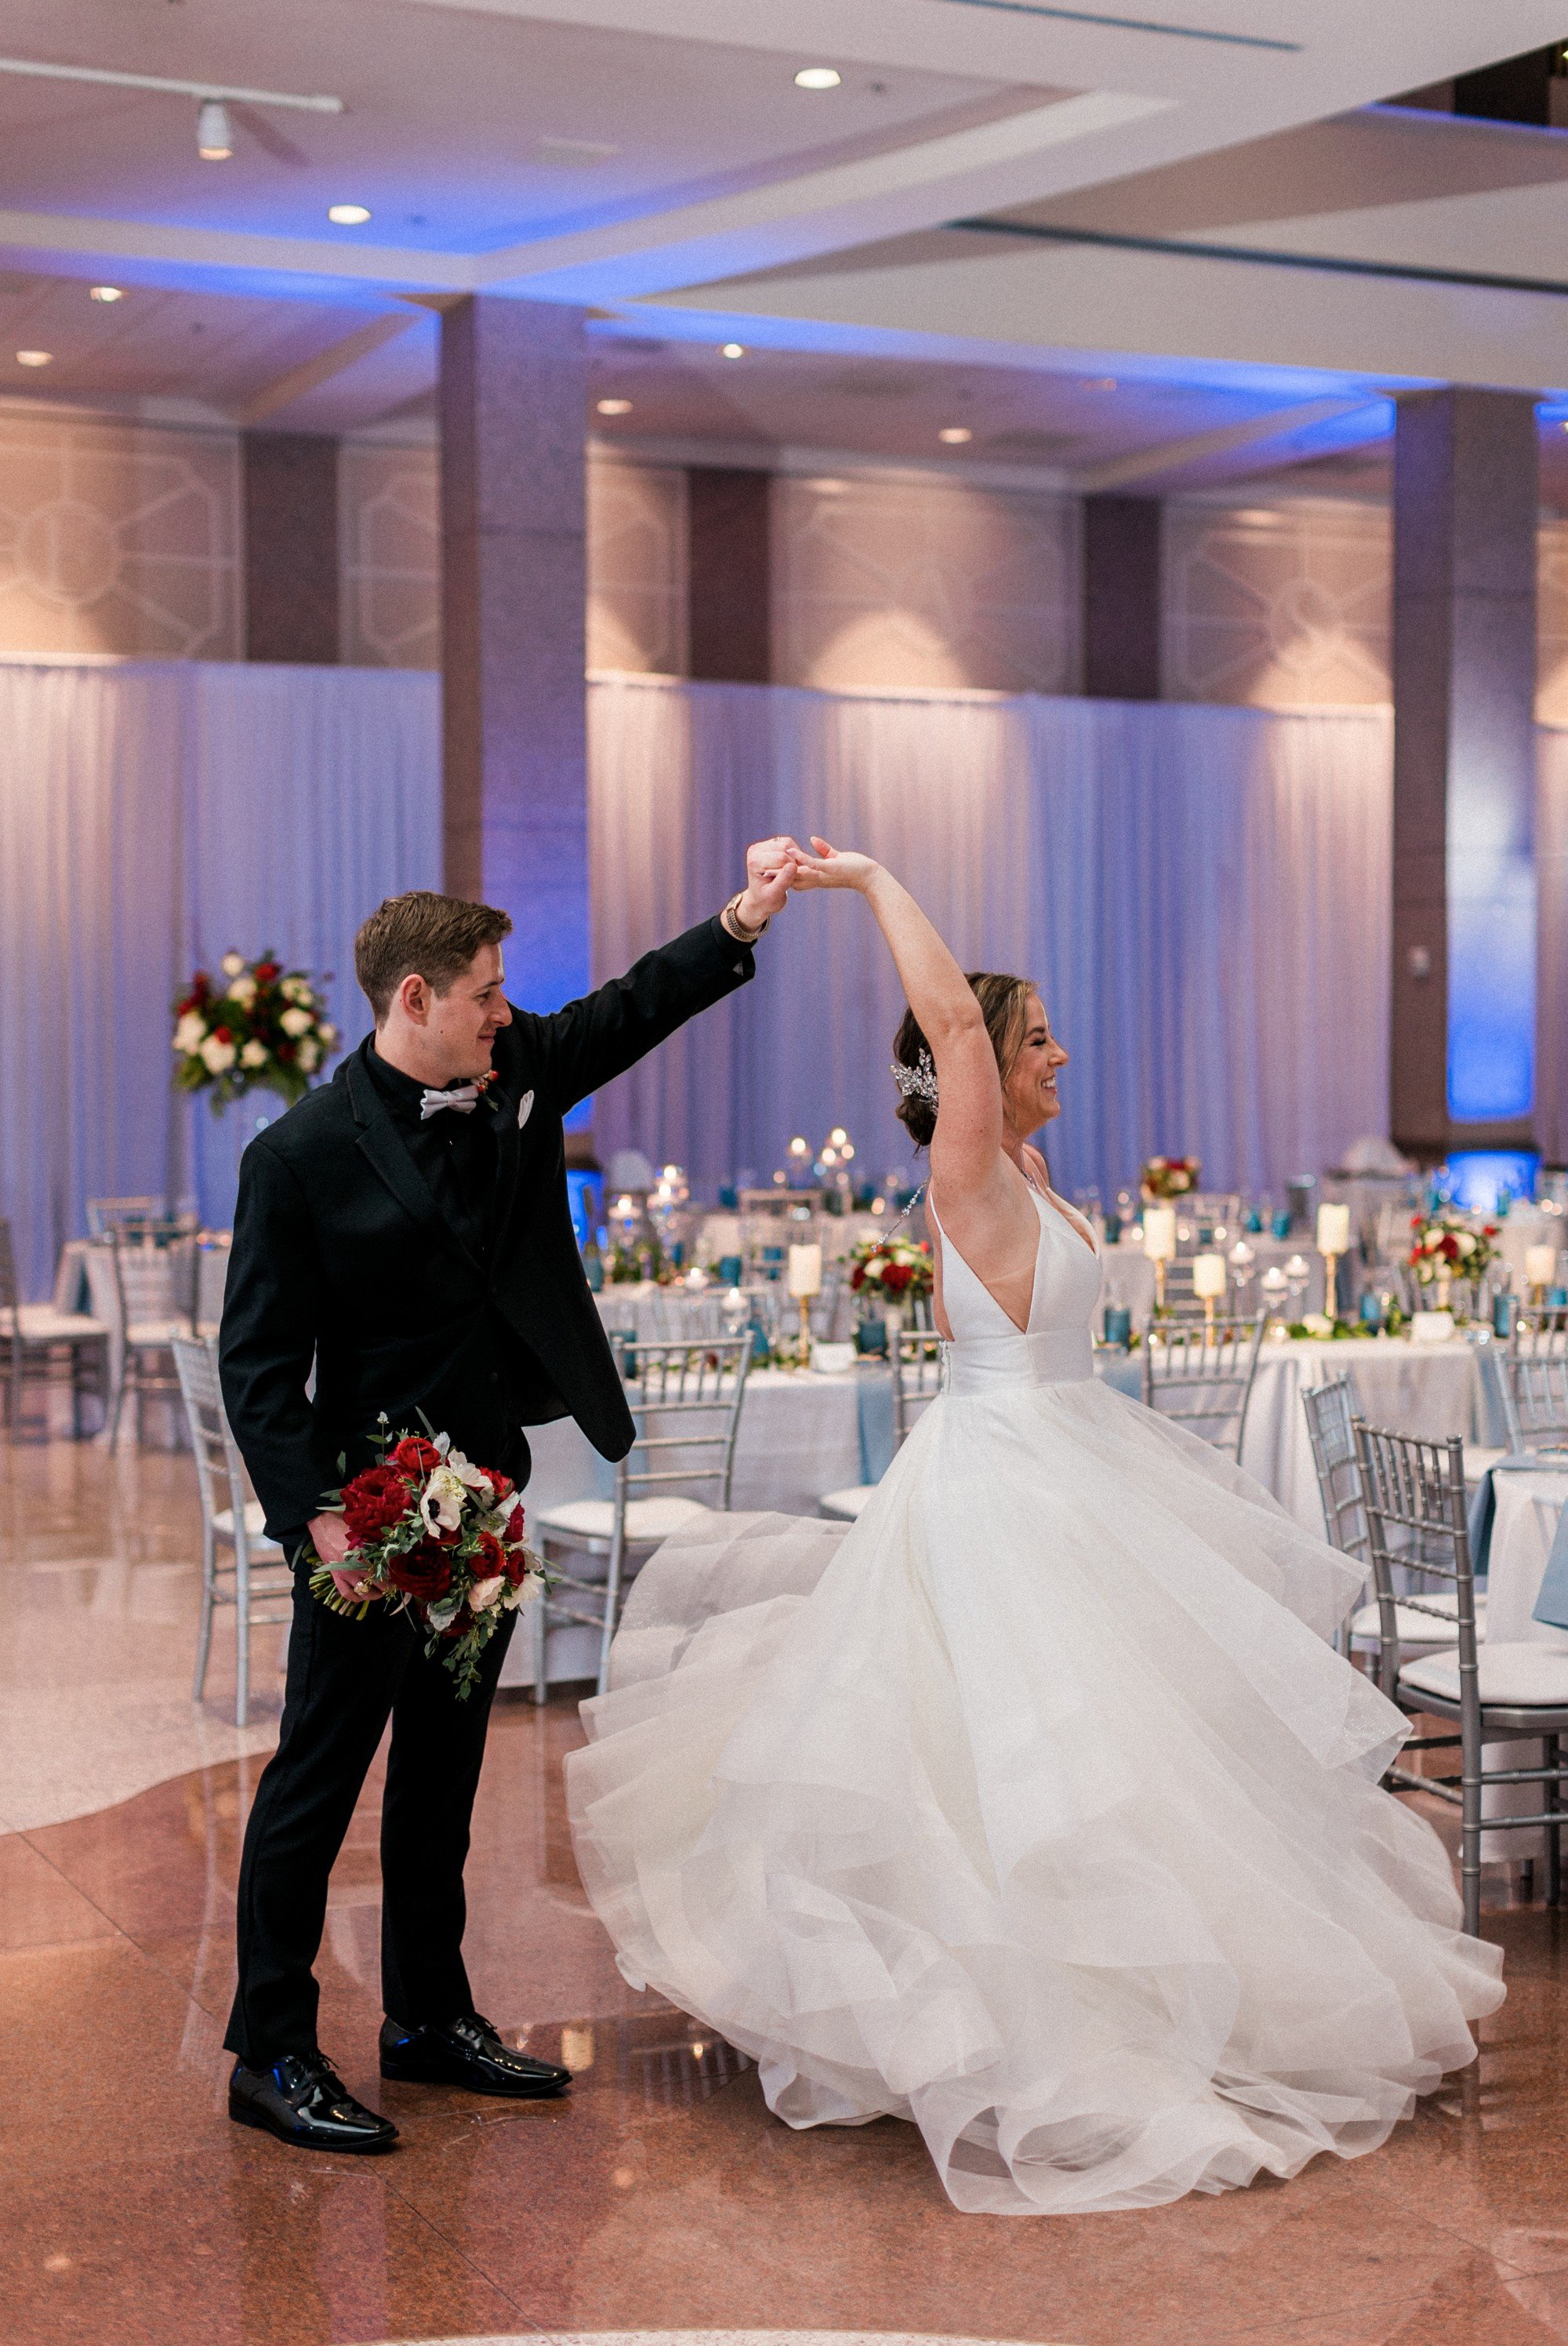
left=172, top=952, right=339, bottom=1110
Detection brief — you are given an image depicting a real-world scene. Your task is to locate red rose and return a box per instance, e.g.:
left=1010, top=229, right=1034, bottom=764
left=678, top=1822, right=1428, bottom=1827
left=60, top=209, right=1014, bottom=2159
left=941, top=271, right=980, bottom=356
left=881, top=1262, right=914, bottom=1295
left=214, top=1024, right=232, bottom=1044
left=277, top=1040, right=296, bottom=1062
left=390, top=1436, right=442, bottom=1475
left=472, top=1530, right=506, bottom=1575
left=502, top=1498, right=526, bottom=1545
left=341, top=1463, right=415, bottom=1544
left=849, top=1264, right=866, bottom=1291
left=386, top=1543, right=453, bottom=1602
left=255, top=960, right=280, bottom=980
left=488, top=1471, right=514, bottom=1505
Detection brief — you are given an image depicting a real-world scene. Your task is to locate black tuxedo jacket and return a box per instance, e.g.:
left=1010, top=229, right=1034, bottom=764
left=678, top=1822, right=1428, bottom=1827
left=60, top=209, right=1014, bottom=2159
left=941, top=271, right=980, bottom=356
left=219, top=915, right=754, bottom=1543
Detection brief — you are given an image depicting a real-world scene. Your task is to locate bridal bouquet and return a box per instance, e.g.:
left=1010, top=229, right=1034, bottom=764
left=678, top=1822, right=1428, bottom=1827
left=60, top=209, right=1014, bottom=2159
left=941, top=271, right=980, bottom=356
left=1408, top=1211, right=1501, bottom=1287
left=310, top=1421, right=547, bottom=1697
left=848, top=1235, right=934, bottom=1304
left=1141, top=1155, right=1200, bottom=1201
left=172, top=951, right=339, bottom=1112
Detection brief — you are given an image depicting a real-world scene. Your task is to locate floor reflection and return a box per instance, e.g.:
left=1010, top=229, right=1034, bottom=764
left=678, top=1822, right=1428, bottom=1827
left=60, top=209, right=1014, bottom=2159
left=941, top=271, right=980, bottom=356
left=9, top=1440, right=1568, bottom=2346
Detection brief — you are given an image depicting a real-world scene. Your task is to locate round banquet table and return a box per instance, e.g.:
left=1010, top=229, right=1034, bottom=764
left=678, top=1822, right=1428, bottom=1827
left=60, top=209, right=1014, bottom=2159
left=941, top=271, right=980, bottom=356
left=1241, top=1335, right=1490, bottom=1531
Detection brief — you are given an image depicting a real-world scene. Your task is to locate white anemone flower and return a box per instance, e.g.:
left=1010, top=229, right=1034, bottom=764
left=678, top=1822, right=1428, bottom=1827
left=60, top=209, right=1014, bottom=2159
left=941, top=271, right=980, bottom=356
left=199, top=1034, right=237, bottom=1074
left=467, top=1574, right=506, bottom=1613
left=220, top=951, right=246, bottom=979
left=173, top=1011, right=206, bottom=1054
left=419, top=1466, right=466, bottom=1536
left=280, top=1005, right=314, bottom=1038
left=241, top=1040, right=269, bottom=1070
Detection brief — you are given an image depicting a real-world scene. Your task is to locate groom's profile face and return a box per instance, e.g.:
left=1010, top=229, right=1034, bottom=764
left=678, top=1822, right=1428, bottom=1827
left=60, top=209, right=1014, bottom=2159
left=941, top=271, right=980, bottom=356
left=423, top=942, right=512, bottom=1080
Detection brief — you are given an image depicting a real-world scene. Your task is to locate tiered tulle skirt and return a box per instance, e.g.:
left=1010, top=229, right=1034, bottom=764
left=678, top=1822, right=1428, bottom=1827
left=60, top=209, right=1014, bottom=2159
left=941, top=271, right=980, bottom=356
left=565, top=1379, right=1504, bottom=2213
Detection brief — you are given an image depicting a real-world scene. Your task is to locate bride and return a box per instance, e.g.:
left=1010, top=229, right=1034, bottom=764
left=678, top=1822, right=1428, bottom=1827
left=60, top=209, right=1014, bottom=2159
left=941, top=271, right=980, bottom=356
left=564, top=841, right=1504, bottom=2216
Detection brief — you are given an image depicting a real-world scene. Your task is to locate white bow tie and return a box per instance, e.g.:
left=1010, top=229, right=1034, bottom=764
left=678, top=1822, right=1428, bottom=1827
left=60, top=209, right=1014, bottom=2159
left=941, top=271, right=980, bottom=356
left=419, top=1084, right=483, bottom=1120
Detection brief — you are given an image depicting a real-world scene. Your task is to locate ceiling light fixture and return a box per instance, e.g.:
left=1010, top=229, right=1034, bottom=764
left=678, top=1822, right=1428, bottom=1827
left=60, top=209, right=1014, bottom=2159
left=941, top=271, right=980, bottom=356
left=596, top=398, right=632, bottom=416
left=720, top=342, right=746, bottom=359
left=0, top=56, right=343, bottom=112
left=197, top=99, right=233, bottom=159
left=328, top=203, right=372, bottom=225
left=938, top=426, right=972, bottom=443
left=794, top=67, right=842, bottom=89
left=89, top=285, right=124, bottom=303
left=16, top=350, right=51, bottom=367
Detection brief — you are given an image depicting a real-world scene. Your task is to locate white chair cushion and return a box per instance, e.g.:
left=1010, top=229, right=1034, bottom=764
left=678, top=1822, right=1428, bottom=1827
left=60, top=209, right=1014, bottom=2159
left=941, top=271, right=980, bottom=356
left=0, top=1306, right=108, bottom=1342
left=1400, top=1641, right=1568, bottom=1710
left=1350, top=1592, right=1487, bottom=1647
left=212, top=1501, right=283, bottom=1550
left=820, top=1485, right=875, bottom=1520
left=533, top=1496, right=713, bottom=1545
left=126, top=1320, right=187, bottom=1346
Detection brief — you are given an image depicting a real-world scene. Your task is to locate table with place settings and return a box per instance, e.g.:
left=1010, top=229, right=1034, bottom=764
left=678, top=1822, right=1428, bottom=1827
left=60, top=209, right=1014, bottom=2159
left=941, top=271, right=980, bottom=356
left=1240, top=1335, right=1497, bottom=1531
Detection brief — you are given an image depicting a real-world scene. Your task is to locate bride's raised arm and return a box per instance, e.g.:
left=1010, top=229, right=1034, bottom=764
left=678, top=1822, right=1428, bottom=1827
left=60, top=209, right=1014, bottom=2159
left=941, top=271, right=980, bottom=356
left=789, top=838, right=1008, bottom=1209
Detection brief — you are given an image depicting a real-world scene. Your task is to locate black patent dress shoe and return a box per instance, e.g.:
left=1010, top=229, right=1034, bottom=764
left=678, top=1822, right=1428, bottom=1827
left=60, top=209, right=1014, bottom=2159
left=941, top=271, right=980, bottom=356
left=379, top=2012, right=572, bottom=2097
left=229, top=2052, right=399, bottom=2152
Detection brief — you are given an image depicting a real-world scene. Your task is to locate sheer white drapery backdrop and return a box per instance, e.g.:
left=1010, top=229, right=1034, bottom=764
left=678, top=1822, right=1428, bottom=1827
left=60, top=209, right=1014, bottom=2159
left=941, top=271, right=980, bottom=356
left=1, top=659, right=1394, bottom=1297
left=0, top=661, right=440, bottom=1297
left=588, top=677, right=1395, bottom=1208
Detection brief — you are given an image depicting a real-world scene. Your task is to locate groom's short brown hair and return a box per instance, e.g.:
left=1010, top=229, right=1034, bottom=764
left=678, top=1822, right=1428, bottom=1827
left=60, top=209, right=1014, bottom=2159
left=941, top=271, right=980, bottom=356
left=354, top=892, right=514, bottom=1023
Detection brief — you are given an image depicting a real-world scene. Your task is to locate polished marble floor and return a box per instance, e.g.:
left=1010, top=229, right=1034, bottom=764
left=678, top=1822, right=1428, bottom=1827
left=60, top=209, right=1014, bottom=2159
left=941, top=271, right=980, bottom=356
left=8, top=1437, right=1568, bottom=2346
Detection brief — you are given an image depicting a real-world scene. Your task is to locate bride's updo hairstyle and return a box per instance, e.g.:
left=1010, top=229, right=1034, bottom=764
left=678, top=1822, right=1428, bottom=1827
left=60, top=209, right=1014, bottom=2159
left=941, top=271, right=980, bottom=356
left=891, top=971, right=1034, bottom=1148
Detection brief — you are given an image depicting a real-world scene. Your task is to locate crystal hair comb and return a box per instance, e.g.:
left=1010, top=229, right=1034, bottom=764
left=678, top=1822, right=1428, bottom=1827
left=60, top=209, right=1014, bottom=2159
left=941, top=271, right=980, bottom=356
left=890, top=1048, right=938, bottom=1107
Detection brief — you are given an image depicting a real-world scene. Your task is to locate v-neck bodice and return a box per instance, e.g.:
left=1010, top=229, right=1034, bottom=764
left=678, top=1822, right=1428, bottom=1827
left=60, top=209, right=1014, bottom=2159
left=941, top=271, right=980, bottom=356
left=931, top=1185, right=1102, bottom=1396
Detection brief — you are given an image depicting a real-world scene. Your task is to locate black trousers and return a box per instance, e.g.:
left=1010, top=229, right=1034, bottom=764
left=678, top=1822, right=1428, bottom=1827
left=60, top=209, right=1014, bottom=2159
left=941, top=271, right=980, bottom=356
left=225, top=1542, right=521, bottom=2068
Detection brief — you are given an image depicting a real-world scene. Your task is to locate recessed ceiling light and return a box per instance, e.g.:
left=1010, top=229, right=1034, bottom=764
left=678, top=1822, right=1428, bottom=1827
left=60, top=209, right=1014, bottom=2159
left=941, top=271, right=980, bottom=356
left=794, top=67, right=842, bottom=89
left=16, top=350, right=52, bottom=367
left=720, top=342, right=746, bottom=359
left=196, top=99, right=233, bottom=160
left=596, top=398, right=632, bottom=416
left=328, top=203, right=372, bottom=225
left=89, top=285, right=124, bottom=303
left=938, top=426, right=972, bottom=444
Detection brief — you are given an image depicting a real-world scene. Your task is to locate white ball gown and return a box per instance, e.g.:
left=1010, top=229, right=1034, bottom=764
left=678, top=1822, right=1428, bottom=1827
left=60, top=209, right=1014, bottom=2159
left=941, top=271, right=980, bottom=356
left=565, top=1186, right=1504, bottom=2214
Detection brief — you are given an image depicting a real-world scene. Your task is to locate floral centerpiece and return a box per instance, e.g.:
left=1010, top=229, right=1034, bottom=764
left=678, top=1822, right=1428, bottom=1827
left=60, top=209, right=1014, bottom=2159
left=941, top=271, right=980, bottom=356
left=310, top=1421, right=547, bottom=1698
left=849, top=1236, right=934, bottom=1309
left=172, top=951, right=339, bottom=1111
left=1408, top=1211, right=1500, bottom=1299
left=1141, top=1155, right=1200, bottom=1201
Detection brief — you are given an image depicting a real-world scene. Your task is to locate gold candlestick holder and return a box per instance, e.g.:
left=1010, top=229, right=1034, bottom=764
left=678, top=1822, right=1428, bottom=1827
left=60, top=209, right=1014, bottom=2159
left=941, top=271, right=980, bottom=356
left=1322, top=1251, right=1341, bottom=1324
left=797, top=1295, right=815, bottom=1364
left=1153, top=1258, right=1167, bottom=1313
left=1203, top=1295, right=1216, bottom=1334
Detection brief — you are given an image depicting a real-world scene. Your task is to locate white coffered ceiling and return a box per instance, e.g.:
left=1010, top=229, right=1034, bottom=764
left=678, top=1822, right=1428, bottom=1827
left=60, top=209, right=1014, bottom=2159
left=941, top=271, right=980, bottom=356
left=1, top=0, right=1567, bottom=490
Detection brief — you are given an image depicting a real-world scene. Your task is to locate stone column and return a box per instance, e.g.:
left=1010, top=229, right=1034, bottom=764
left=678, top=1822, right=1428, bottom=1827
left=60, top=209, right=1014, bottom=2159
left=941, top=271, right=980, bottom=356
left=440, top=295, right=590, bottom=1011
left=242, top=432, right=339, bottom=663
left=1082, top=495, right=1161, bottom=699
left=687, top=467, right=771, bottom=682
left=1391, top=387, right=1538, bottom=1157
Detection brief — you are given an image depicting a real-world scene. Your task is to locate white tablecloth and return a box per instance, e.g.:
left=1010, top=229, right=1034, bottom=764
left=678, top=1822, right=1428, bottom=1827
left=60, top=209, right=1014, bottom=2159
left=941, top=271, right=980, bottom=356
left=1241, top=1337, right=1484, bottom=1532
left=499, top=1367, right=870, bottom=1689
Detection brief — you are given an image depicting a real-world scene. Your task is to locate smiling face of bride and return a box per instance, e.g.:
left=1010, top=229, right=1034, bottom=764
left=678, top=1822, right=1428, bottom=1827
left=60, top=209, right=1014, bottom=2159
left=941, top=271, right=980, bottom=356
left=1004, top=991, right=1069, bottom=1138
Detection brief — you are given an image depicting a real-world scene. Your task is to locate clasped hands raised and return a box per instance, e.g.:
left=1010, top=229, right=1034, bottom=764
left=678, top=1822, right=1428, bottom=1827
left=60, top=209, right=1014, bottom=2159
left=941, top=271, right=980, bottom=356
left=742, top=833, right=878, bottom=910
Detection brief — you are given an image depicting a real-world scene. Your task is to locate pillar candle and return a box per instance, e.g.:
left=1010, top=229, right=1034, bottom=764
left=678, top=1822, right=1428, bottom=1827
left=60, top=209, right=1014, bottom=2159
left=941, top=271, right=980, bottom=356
left=788, top=1243, right=822, bottom=1298
left=1526, top=1244, right=1559, bottom=1288
left=1192, top=1253, right=1227, bottom=1299
left=1316, top=1202, right=1351, bottom=1256
left=1142, top=1206, right=1177, bottom=1262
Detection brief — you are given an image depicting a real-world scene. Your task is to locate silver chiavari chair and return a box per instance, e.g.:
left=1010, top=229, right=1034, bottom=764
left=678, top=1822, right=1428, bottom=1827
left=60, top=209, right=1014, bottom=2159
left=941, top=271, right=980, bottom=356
left=1499, top=1319, right=1568, bottom=1454
left=1140, top=1314, right=1265, bottom=1460
left=820, top=1328, right=946, bottom=1521
left=172, top=1336, right=291, bottom=1727
left=105, top=1221, right=200, bottom=1444
left=531, top=1335, right=753, bottom=1699
left=1356, top=1420, right=1568, bottom=1935
left=0, top=1218, right=110, bottom=1439
left=1302, top=1376, right=1483, bottom=1665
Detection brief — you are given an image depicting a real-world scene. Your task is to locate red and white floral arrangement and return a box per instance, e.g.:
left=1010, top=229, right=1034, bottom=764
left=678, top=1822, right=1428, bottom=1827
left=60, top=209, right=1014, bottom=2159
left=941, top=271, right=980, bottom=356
left=172, top=950, right=338, bottom=1111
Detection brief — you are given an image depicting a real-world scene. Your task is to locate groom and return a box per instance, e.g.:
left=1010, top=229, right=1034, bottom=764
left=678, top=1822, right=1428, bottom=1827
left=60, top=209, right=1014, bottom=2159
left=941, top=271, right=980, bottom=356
left=219, top=840, right=800, bottom=2152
